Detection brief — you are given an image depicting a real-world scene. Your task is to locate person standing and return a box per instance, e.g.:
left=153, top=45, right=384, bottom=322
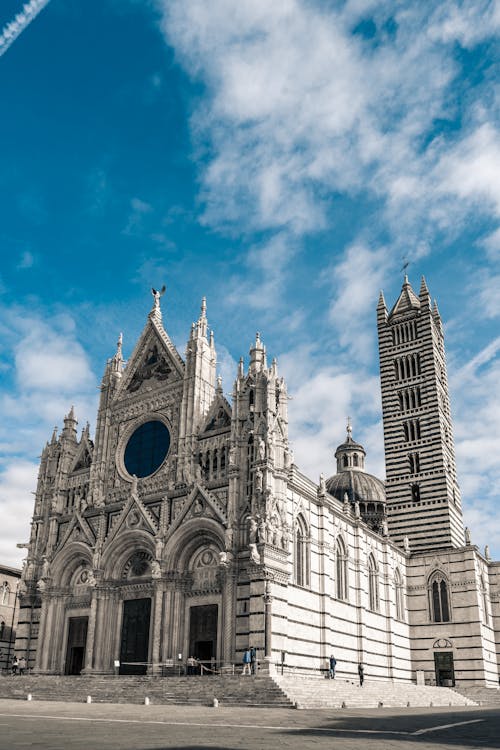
left=242, top=648, right=251, bottom=675
left=18, top=657, right=26, bottom=676
left=250, top=646, right=257, bottom=675
left=358, top=661, right=364, bottom=686
left=11, top=656, right=19, bottom=676
left=329, top=654, right=337, bottom=679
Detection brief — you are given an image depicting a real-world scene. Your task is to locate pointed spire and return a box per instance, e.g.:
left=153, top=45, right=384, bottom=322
left=62, top=406, right=78, bottom=442
left=419, top=275, right=431, bottom=307
left=377, top=289, right=388, bottom=322
left=209, top=330, right=215, bottom=349
left=346, top=416, right=352, bottom=438
left=50, top=426, right=58, bottom=444
left=238, top=357, right=244, bottom=378
left=388, top=275, right=420, bottom=320
left=249, top=332, right=266, bottom=373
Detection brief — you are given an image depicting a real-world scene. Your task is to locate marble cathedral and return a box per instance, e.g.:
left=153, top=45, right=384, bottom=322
left=15, top=278, right=500, bottom=687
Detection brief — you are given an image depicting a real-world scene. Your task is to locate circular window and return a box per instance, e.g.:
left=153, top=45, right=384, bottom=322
left=124, top=420, right=170, bottom=478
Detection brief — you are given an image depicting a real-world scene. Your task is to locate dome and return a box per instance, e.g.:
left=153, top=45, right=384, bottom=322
left=326, top=470, right=386, bottom=505
left=326, top=470, right=386, bottom=533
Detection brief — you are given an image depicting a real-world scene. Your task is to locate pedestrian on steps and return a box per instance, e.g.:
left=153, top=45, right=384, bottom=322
left=250, top=646, right=257, bottom=675
left=329, top=654, right=337, bottom=679
left=242, top=648, right=251, bottom=675
left=358, top=661, right=364, bottom=687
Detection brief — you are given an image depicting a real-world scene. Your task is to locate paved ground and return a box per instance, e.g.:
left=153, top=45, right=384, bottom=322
left=0, top=699, right=498, bottom=749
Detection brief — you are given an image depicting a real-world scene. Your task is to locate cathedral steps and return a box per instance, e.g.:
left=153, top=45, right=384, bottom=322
left=0, top=674, right=293, bottom=708
left=452, top=687, right=500, bottom=705
left=272, top=675, right=477, bottom=709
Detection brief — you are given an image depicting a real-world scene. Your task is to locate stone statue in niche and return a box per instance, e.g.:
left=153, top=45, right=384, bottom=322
left=255, top=467, right=263, bottom=493
left=229, top=446, right=237, bottom=465
left=127, top=343, right=171, bottom=392
left=258, top=516, right=266, bottom=543
left=258, top=438, right=266, bottom=461
left=249, top=543, right=261, bottom=565
left=248, top=517, right=258, bottom=544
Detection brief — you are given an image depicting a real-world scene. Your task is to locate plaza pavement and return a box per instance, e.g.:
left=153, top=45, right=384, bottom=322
left=0, top=699, right=498, bottom=749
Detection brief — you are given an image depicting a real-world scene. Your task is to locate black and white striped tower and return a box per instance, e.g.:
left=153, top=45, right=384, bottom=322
left=377, top=276, right=465, bottom=551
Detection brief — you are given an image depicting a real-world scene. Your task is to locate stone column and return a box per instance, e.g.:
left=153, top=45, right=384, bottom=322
left=34, top=593, right=49, bottom=673
left=48, top=596, right=66, bottom=673
left=150, top=583, right=164, bottom=675
left=262, top=579, right=274, bottom=673
left=221, top=568, right=236, bottom=666
left=82, top=589, right=99, bottom=673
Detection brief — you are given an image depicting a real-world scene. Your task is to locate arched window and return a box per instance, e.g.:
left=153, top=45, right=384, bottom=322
left=0, top=621, right=5, bottom=639
left=335, top=537, right=348, bottom=601
left=294, top=515, right=310, bottom=587
left=394, top=568, right=405, bottom=621
left=1, top=582, right=9, bottom=605
left=429, top=572, right=450, bottom=622
left=343, top=454, right=348, bottom=468
left=353, top=454, right=358, bottom=467
left=368, top=555, right=379, bottom=612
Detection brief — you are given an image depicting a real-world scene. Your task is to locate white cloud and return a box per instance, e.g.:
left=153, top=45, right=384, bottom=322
left=326, top=242, right=391, bottom=362
left=0, top=307, right=98, bottom=567
left=16, top=251, right=35, bottom=270
left=0, top=460, right=38, bottom=568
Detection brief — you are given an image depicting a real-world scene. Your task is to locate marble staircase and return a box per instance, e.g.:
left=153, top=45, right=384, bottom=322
left=272, top=675, right=477, bottom=709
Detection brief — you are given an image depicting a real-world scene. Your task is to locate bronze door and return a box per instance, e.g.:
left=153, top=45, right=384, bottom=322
left=65, top=617, right=88, bottom=675
left=119, top=598, right=151, bottom=675
left=434, top=651, right=455, bottom=686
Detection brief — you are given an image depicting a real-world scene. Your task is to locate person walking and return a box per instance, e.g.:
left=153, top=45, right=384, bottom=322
left=358, top=661, right=364, bottom=686
left=242, top=648, right=251, bottom=675
left=11, top=656, right=19, bottom=676
left=329, top=654, right=337, bottom=679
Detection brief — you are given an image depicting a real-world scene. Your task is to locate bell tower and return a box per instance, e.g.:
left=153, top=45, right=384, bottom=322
left=377, top=276, right=465, bottom=551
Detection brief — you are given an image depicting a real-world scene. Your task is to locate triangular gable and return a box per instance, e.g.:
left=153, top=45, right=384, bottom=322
left=104, top=491, right=159, bottom=544
left=200, top=394, right=232, bottom=435
left=70, top=436, right=93, bottom=473
left=116, top=314, right=185, bottom=398
left=57, top=511, right=95, bottom=551
left=167, top=484, right=227, bottom=539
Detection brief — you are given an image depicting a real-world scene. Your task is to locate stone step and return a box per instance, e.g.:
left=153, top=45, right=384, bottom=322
left=0, top=675, right=293, bottom=708
left=272, top=676, right=476, bottom=709
left=452, top=687, right=500, bottom=705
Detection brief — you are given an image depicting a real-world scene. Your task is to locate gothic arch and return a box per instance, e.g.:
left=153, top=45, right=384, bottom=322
left=165, top=517, right=225, bottom=571
left=100, top=530, right=155, bottom=580
left=294, top=514, right=310, bottom=588
left=394, top=567, right=405, bottom=620
left=50, top=542, right=93, bottom=588
left=335, top=535, right=348, bottom=601
left=368, top=553, right=380, bottom=612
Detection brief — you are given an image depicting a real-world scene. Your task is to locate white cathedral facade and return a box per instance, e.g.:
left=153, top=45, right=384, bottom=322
left=15, top=277, right=499, bottom=687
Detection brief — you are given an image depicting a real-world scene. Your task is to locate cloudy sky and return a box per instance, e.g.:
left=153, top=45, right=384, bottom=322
left=1, top=0, right=499, bottom=567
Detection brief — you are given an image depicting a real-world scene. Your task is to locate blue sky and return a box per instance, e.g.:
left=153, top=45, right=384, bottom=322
left=1, top=0, right=499, bottom=567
